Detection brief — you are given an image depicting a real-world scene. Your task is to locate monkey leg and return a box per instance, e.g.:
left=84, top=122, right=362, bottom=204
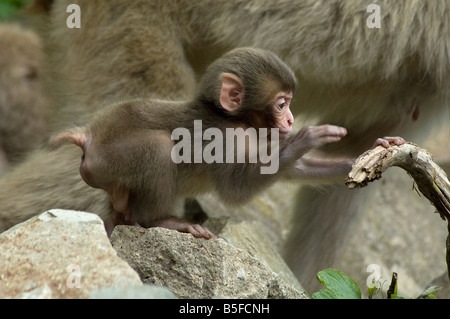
left=111, top=204, right=216, bottom=239
left=126, top=173, right=217, bottom=240
left=108, top=131, right=215, bottom=239
left=127, top=190, right=216, bottom=240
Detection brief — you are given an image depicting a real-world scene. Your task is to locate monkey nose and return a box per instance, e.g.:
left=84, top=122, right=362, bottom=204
left=287, top=112, right=294, bottom=126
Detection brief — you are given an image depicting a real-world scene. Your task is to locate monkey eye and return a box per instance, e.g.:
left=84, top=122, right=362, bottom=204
left=81, top=153, right=85, bottom=161
left=278, top=97, right=288, bottom=109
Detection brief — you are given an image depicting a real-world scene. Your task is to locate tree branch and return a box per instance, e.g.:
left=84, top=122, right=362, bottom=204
left=345, top=143, right=450, bottom=221
left=346, top=142, right=450, bottom=280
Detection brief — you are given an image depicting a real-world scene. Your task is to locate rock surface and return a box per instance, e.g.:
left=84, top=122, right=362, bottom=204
left=110, top=225, right=307, bottom=299
left=0, top=209, right=142, bottom=298
left=204, top=217, right=304, bottom=292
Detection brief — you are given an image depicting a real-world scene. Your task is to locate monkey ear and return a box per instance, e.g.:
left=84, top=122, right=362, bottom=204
left=219, top=73, right=244, bottom=112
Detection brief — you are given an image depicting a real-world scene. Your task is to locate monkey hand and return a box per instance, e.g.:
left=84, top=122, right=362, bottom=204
left=290, top=125, right=348, bottom=156
left=372, top=136, right=406, bottom=149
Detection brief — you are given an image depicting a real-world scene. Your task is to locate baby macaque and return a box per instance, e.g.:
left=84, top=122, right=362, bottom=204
left=51, top=48, right=405, bottom=238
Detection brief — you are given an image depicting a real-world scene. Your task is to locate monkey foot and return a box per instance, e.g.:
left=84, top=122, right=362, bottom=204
left=112, top=212, right=216, bottom=239
left=150, top=217, right=217, bottom=239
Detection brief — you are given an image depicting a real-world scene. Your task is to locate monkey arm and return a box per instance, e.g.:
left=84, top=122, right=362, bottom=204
left=284, top=156, right=353, bottom=182
left=210, top=162, right=279, bottom=205
left=212, top=148, right=351, bottom=204
left=283, top=136, right=406, bottom=182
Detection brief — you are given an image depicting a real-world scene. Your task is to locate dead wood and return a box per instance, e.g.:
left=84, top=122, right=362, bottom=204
left=346, top=142, right=450, bottom=280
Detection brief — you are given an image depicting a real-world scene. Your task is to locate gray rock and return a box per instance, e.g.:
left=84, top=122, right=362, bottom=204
left=204, top=217, right=304, bottom=292
left=0, top=209, right=142, bottom=298
left=110, top=226, right=307, bottom=299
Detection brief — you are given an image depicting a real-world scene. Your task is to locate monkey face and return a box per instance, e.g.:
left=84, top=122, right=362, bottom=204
left=271, top=92, right=294, bottom=138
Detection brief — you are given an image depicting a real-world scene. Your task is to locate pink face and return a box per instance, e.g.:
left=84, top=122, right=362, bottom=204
left=272, top=92, right=294, bottom=138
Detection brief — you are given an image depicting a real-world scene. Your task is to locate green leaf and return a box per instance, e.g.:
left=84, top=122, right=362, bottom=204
left=0, top=0, right=34, bottom=20
left=0, top=3, right=17, bottom=20
left=367, top=285, right=380, bottom=299
left=311, top=268, right=361, bottom=299
left=311, top=289, right=338, bottom=299
left=417, top=286, right=440, bottom=299
left=389, top=294, right=406, bottom=299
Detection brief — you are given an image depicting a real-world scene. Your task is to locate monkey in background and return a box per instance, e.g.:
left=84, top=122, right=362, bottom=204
left=50, top=48, right=405, bottom=238
left=0, top=23, right=50, bottom=175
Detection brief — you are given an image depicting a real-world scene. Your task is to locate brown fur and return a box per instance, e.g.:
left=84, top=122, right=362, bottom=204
left=49, top=48, right=313, bottom=237
left=0, top=0, right=447, bottom=291
left=0, top=24, right=51, bottom=173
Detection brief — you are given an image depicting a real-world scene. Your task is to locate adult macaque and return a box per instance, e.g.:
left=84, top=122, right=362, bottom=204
left=0, top=24, right=50, bottom=174
left=0, top=0, right=444, bottom=292
left=50, top=48, right=404, bottom=238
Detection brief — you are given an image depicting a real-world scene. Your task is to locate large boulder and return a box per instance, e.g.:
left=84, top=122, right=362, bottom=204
left=0, top=209, right=142, bottom=298
left=110, top=225, right=307, bottom=299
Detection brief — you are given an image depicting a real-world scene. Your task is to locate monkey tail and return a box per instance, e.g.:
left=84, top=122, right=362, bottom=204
left=46, top=127, right=87, bottom=151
